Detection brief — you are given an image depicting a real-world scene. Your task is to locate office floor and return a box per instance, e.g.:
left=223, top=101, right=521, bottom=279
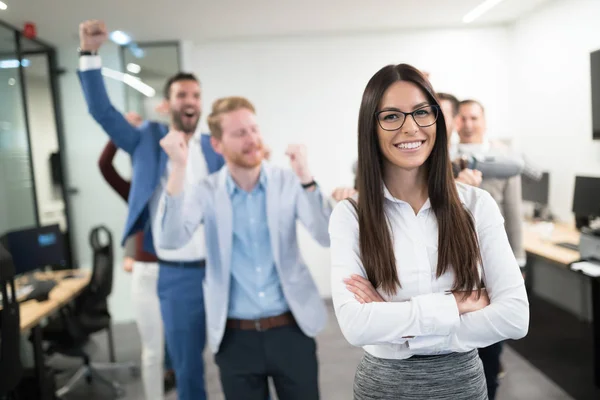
left=51, top=301, right=572, bottom=400
left=509, top=295, right=600, bottom=400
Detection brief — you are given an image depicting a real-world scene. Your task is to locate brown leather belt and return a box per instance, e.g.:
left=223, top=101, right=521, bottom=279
left=226, top=311, right=295, bottom=332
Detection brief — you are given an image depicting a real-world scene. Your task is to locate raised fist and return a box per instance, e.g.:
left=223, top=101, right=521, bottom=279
left=79, top=20, right=108, bottom=53
left=285, top=144, right=312, bottom=184
left=124, top=111, right=143, bottom=128
left=159, top=130, right=189, bottom=166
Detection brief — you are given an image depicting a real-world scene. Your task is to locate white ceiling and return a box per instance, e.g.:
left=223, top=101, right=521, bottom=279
left=1, top=0, right=551, bottom=46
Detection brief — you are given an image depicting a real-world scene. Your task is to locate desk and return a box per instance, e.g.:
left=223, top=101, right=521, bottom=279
left=524, top=222, right=600, bottom=388
left=18, top=270, right=90, bottom=332
left=17, top=270, right=90, bottom=400
left=523, top=222, right=580, bottom=266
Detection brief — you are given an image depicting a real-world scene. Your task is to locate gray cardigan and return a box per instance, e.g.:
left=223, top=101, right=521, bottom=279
left=480, top=174, right=526, bottom=266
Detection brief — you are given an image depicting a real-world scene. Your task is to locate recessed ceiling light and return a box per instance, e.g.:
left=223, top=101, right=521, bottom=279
left=0, top=59, right=29, bottom=69
left=0, top=2, right=7, bottom=11
left=126, top=63, right=141, bottom=74
left=463, top=0, right=506, bottom=24
left=109, top=30, right=132, bottom=46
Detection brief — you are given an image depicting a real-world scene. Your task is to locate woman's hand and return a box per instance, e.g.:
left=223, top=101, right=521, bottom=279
left=453, top=289, right=490, bottom=314
left=344, top=274, right=385, bottom=303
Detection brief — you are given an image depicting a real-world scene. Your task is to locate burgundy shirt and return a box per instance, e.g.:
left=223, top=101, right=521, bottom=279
left=98, top=141, right=157, bottom=263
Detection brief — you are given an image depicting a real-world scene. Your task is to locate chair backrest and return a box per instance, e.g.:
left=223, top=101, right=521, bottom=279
left=0, top=243, right=23, bottom=395
left=88, top=225, right=114, bottom=299
left=76, top=226, right=114, bottom=317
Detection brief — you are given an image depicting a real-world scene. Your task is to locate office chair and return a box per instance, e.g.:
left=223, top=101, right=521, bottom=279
left=43, top=226, right=138, bottom=399
left=0, top=244, right=23, bottom=399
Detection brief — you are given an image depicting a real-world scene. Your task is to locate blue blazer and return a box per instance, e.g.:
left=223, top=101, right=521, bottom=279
left=78, top=68, right=224, bottom=253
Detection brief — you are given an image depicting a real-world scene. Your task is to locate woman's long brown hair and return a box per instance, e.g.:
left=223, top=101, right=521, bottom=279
left=350, top=64, right=482, bottom=297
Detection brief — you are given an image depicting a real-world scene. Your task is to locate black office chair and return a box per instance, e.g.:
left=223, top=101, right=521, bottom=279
left=0, top=243, right=23, bottom=399
left=43, top=226, right=138, bottom=398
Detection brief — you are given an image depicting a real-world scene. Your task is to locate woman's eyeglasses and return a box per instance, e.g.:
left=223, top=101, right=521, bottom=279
left=375, top=105, right=440, bottom=131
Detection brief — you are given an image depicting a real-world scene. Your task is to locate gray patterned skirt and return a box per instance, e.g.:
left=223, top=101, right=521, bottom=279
left=354, top=350, right=488, bottom=400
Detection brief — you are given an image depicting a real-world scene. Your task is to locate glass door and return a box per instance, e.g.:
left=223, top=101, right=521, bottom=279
left=0, top=20, right=75, bottom=267
left=20, top=38, right=67, bottom=231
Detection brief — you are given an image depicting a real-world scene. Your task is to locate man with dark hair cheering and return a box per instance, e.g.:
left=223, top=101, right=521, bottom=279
left=78, top=19, right=224, bottom=400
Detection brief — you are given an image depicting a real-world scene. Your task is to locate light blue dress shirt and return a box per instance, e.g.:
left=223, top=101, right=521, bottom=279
left=159, top=162, right=332, bottom=353
left=226, top=170, right=289, bottom=319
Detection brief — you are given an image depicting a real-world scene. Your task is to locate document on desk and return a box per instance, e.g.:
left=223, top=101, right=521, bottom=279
left=571, top=261, right=600, bottom=277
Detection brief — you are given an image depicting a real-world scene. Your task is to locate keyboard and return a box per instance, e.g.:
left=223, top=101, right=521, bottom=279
left=555, top=242, right=579, bottom=251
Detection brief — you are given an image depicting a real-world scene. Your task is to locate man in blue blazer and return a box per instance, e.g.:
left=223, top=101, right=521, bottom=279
left=78, top=20, right=224, bottom=400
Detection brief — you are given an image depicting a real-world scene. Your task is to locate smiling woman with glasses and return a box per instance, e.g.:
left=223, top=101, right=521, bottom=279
left=328, top=63, right=529, bottom=399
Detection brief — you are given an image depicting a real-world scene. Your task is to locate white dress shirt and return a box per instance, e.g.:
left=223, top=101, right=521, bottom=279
left=329, top=182, right=529, bottom=360
left=79, top=55, right=102, bottom=71
left=450, top=138, right=491, bottom=160
left=149, top=134, right=209, bottom=261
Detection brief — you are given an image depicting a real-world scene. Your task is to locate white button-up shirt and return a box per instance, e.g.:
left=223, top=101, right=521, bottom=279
left=329, top=182, right=529, bottom=359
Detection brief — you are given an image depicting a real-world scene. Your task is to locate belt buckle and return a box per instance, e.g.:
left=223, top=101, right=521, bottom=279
left=254, top=319, right=263, bottom=332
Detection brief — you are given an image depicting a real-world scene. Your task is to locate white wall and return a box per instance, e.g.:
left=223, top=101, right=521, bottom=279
left=510, top=0, right=600, bottom=221
left=192, top=27, right=512, bottom=297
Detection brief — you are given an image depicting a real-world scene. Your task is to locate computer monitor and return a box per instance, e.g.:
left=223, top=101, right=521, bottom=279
left=522, top=172, right=549, bottom=205
left=591, top=49, right=600, bottom=140
left=572, top=176, right=600, bottom=219
left=1, top=224, right=67, bottom=276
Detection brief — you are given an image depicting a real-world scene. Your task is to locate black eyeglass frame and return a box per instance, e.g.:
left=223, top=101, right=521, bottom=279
left=375, top=104, right=440, bottom=131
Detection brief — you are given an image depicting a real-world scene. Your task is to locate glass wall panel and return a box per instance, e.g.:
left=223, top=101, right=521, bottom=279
left=0, top=25, right=37, bottom=232
left=122, top=43, right=180, bottom=123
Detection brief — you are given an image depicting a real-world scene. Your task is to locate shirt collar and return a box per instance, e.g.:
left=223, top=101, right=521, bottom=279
left=382, top=183, right=432, bottom=212
left=190, top=131, right=201, bottom=144
left=457, top=137, right=490, bottom=155
left=225, top=164, right=267, bottom=196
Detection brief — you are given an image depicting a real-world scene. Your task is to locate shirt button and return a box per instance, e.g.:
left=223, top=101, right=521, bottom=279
left=258, top=292, right=265, bottom=298
left=250, top=218, right=255, bottom=224
left=256, top=267, right=262, bottom=272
